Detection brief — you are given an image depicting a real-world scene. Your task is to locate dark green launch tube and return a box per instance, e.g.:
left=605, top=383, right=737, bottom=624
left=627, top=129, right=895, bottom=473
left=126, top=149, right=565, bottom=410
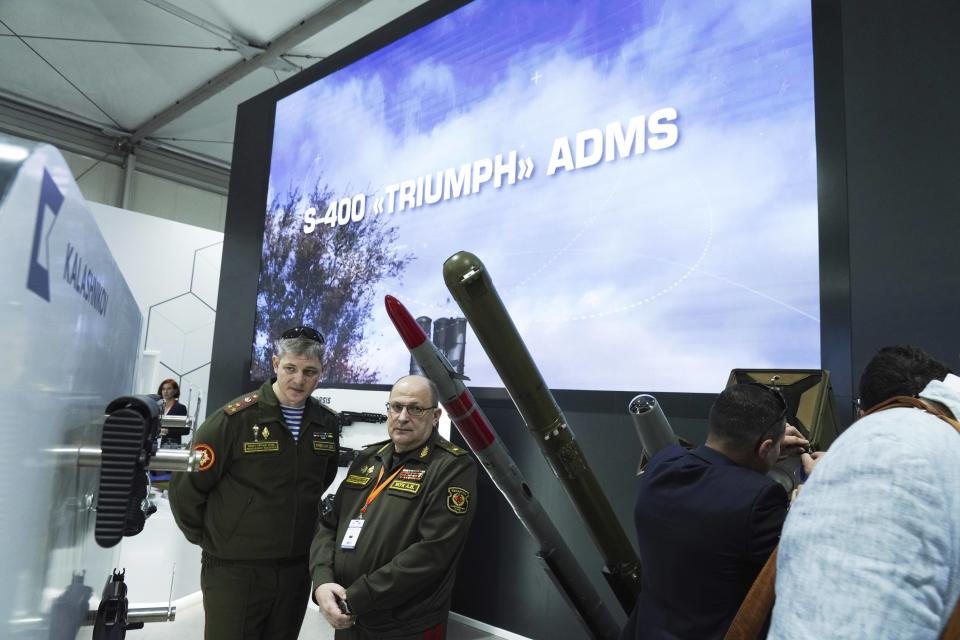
left=443, top=251, right=642, bottom=613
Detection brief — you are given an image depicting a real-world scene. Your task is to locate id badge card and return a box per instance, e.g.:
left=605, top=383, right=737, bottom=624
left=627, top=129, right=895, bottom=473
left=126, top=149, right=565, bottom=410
left=341, top=519, right=364, bottom=550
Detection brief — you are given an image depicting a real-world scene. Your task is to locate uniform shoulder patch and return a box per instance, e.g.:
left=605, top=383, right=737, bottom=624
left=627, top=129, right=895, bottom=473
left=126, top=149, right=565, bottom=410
left=436, top=438, right=467, bottom=456
left=224, top=392, right=259, bottom=415
left=193, top=443, right=215, bottom=471
left=447, top=486, right=470, bottom=514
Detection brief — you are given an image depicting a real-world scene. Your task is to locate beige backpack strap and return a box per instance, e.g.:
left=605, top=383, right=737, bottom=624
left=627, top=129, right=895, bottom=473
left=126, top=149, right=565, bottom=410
left=724, top=548, right=778, bottom=640
left=943, top=602, right=960, bottom=640
left=864, top=395, right=960, bottom=433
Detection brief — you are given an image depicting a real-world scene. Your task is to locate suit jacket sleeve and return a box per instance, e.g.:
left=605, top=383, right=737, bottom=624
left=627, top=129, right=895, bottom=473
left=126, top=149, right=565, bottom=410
left=345, top=456, right=478, bottom=614
left=168, top=410, right=230, bottom=544
left=746, top=481, right=789, bottom=565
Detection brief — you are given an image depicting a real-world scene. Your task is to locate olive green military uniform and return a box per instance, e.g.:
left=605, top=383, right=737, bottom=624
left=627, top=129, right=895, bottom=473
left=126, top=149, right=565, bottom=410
left=310, top=428, right=478, bottom=639
left=170, top=379, right=339, bottom=640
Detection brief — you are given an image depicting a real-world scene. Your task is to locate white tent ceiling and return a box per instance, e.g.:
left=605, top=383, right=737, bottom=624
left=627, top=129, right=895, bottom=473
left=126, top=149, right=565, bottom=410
left=0, top=0, right=429, bottom=172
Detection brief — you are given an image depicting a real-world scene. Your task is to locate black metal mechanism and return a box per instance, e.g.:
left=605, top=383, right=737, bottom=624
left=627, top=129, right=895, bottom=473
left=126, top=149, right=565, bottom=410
left=95, top=395, right=161, bottom=548
left=92, top=570, right=142, bottom=640
left=727, top=369, right=841, bottom=494
left=335, top=411, right=389, bottom=467
left=337, top=410, right=387, bottom=428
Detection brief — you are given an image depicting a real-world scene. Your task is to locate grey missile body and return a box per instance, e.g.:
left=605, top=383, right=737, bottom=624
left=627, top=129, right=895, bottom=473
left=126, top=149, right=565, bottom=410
left=442, top=251, right=642, bottom=613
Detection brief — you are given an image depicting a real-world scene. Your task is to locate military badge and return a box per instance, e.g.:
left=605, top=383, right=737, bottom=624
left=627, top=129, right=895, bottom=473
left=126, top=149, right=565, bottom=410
left=360, top=464, right=376, bottom=475
left=419, top=446, right=430, bottom=459
left=194, top=444, right=215, bottom=471
left=398, top=469, right=425, bottom=482
left=262, top=426, right=270, bottom=440
left=447, top=487, right=469, bottom=514
left=252, top=425, right=260, bottom=440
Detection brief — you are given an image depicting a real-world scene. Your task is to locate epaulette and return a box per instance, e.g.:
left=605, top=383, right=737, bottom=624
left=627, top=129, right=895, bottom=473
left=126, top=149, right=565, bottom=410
left=436, top=438, right=467, bottom=456
left=224, top=392, right=259, bottom=415
left=314, top=400, right=339, bottom=416
left=362, top=438, right=392, bottom=453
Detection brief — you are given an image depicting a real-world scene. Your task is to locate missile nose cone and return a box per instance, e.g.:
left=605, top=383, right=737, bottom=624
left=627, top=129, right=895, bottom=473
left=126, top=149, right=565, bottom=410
left=384, top=295, right=427, bottom=348
left=443, top=251, right=488, bottom=296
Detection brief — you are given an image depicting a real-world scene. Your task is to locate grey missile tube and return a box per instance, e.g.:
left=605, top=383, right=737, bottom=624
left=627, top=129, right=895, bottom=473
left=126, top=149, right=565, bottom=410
left=628, top=394, right=678, bottom=474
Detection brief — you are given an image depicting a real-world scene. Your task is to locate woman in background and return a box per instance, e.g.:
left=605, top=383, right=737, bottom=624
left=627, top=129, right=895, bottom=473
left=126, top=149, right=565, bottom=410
left=158, top=378, right=188, bottom=445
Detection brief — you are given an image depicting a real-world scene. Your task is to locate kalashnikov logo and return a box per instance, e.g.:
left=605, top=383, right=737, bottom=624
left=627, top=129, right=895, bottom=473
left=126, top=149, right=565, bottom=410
left=27, top=168, right=109, bottom=316
left=26, top=169, right=63, bottom=301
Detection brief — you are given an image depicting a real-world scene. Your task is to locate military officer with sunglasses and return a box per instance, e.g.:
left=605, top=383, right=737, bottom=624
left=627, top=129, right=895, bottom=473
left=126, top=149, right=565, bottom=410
left=170, top=326, right=340, bottom=640
left=310, top=374, right=478, bottom=639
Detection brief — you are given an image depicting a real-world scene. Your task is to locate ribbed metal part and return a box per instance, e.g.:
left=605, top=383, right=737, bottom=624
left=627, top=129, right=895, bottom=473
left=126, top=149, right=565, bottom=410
left=94, top=409, right=147, bottom=548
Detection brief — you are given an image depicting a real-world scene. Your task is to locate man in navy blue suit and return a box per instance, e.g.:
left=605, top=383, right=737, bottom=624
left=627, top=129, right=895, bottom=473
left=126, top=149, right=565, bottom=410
left=622, top=383, right=818, bottom=640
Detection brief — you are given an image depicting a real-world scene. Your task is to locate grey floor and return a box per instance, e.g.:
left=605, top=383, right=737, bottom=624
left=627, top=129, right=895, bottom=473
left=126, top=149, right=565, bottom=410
left=91, top=596, right=520, bottom=640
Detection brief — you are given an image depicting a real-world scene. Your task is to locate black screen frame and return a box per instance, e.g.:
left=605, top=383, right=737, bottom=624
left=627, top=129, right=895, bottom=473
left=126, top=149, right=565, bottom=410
left=210, top=0, right=851, bottom=424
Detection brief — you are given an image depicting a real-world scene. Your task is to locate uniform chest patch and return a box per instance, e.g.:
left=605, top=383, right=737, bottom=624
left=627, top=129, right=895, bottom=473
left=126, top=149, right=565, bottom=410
left=389, top=480, right=421, bottom=495
left=397, top=469, right=425, bottom=482
left=244, top=441, right=280, bottom=453
left=447, top=487, right=470, bottom=514
left=311, top=430, right=336, bottom=452
left=345, top=474, right=372, bottom=487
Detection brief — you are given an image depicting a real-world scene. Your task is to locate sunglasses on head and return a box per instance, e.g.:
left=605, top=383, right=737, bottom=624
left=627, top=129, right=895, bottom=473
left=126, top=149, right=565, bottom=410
left=743, top=381, right=788, bottom=446
left=281, top=326, right=325, bottom=345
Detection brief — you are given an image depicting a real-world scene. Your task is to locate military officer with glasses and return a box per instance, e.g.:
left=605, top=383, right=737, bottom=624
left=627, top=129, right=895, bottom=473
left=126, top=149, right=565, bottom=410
left=170, top=325, right=339, bottom=640
left=310, top=374, right=478, bottom=639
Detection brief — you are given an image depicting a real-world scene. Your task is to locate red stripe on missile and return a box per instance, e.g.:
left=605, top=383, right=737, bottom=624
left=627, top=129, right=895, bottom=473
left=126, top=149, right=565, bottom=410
left=385, top=295, right=427, bottom=349
left=443, top=389, right=475, bottom=419
left=444, top=390, right=495, bottom=450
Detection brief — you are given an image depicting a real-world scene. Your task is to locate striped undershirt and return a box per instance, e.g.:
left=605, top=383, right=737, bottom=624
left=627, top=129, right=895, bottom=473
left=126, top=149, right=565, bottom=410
left=280, top=405, right=305, bottom=442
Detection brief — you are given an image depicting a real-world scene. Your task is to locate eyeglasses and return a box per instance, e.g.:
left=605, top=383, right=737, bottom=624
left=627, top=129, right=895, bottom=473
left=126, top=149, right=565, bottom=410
left=281, top=326, right=325, bottom=345
left=743, top=382, right=788, bottom=447
left=385, top=402, right=437, bottom=417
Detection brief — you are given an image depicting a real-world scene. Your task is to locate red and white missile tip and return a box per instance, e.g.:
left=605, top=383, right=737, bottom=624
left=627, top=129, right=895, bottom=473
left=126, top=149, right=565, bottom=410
left=384, top=295, right=427, bottom=348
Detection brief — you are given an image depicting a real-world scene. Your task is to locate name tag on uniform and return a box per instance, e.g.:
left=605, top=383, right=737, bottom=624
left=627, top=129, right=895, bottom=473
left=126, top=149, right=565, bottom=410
left=341, top=519, right=364, bottom=550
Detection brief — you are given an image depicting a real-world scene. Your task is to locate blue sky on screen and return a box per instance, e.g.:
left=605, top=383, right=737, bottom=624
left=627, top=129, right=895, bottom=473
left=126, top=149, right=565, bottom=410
left=263, top=0, right=819, bottom=393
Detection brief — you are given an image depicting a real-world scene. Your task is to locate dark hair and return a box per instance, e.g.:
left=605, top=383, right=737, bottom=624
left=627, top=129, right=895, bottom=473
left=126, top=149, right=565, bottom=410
left=858, top=345, right=950, bottom=411
left=275, top=332, right=324, bottom=363
left=708, top=383, right=785, bottom=451
left=157, top=378, right=180, bottom=399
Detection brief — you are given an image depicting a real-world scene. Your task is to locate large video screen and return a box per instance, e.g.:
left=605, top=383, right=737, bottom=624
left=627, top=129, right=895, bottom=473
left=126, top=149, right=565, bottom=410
left=254, top=0, right=820, bottom=393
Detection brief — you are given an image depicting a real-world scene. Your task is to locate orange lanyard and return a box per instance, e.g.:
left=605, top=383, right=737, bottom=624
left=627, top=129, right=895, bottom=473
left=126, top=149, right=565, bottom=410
left=360, top=464, right=404, bottom=515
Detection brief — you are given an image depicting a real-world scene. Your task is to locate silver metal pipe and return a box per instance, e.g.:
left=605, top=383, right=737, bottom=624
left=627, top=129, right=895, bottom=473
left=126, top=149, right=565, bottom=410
left=84, top=605, right=176, bottom=625
left=51, top=446, right=199, bottom=472
left=160, top=415, right=192, bottom=429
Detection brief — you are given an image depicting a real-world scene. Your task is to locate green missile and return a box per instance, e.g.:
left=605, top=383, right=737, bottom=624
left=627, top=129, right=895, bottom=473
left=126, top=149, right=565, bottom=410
left=443, top=251, right=642, bottom=613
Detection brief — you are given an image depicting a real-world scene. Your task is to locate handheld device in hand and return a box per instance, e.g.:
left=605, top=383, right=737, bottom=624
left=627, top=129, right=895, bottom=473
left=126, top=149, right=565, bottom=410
left=336, top=596, right=351, bottom=615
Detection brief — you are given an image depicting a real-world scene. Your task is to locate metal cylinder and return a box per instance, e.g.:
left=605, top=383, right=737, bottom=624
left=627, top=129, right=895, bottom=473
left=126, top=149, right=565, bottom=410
left=148, top=448, right=199, bottom=472
left=628, top=394, right=678, bottom=463
left=160, top=415, right=192, bottom=430
left=53, top=446, right=199, bottom=472
left=85, top=605, right=176, bottom=625
left=442, top=251, right=642, bottom=612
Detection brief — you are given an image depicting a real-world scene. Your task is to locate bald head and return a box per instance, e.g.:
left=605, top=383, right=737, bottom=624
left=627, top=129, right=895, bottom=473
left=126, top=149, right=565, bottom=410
left=387, top=375, right=442, bottom=453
